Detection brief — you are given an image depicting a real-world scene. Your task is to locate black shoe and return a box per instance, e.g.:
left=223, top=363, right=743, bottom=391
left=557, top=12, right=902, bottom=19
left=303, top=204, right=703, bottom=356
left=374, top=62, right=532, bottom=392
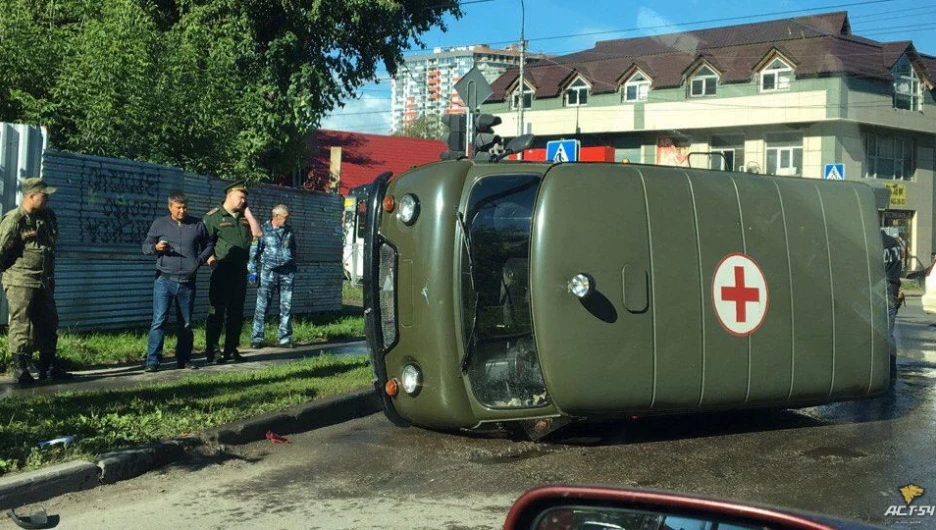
left=278, top=341, right=294, bottom=349
left=177, top=362, right=199, bottom=370
left=45, top=369, right=75, bottom=380
left=250, top=342, right=263, bottom=349
left=144, top=364, right=159, bottom=373
left=14, top=370, right=35, bottom=384
left=13, top=353, right=34, bottom=384
left=204, top=348, right=219, bottom=364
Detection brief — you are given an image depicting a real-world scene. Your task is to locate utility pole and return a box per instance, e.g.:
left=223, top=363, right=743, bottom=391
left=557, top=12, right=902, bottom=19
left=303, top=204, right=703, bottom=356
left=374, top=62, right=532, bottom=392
left=517, top=0, right=526, bottom=159
left=518, top=0, right=525, bottom=137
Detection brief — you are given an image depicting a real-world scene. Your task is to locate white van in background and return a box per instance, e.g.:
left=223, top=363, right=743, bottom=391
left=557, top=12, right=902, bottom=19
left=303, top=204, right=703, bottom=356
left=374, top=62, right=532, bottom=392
left=343, top=184, right=371, bottom=284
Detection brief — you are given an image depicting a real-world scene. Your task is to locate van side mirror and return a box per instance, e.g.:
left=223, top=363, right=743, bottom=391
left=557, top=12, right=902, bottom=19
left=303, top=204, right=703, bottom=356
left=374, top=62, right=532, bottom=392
left=492, top=134, right=536, bottom=162
left=503, top=486, right=879, bottom=530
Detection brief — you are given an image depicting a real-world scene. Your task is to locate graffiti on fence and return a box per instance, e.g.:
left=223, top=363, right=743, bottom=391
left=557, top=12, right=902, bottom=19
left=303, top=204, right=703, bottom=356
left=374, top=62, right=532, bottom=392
left=78, top=164, right=162, bottom=244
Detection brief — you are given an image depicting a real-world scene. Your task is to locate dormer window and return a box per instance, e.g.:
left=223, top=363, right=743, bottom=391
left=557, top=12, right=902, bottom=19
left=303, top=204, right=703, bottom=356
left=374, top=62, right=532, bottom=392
left=893, top=56, right=922, bottom=111
left=760, top=58, right=793, bottom=92
left=689, top=65, right=718, bottom=97
left=623, top=72, right=650, bottom=103
left=511, top=81, right=534, bottom=110
left=565, top=77, right=590, bottom=107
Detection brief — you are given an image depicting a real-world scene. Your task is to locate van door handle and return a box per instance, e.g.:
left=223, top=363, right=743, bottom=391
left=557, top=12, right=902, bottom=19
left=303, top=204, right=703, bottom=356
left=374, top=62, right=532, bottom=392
left=622, top=264, right=649, bottom=314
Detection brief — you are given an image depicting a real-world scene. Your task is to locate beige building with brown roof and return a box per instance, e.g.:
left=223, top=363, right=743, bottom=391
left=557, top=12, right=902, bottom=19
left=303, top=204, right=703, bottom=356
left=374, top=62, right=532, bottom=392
left=483, top=11, right=936, bottom=270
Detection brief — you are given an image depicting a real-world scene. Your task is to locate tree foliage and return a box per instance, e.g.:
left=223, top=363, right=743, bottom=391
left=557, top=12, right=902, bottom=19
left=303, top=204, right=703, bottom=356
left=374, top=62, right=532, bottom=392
left=393, top=113, right=443, bottom=140
left=0, top=0, right=461, bottom=181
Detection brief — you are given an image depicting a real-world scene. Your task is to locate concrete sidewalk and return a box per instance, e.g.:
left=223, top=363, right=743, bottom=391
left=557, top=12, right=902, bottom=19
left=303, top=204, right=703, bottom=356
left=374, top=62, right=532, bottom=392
left=0, top=339, right=369, bottom=400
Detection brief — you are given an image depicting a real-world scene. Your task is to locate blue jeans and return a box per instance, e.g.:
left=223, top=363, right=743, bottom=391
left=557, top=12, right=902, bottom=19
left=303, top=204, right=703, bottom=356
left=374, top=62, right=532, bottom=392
left=146, top=276, right=196, bottom=367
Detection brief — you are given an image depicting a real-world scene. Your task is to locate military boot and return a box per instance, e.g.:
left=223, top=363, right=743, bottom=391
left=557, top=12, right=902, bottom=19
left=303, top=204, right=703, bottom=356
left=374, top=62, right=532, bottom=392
left=12, top=354, right=34, bottom=384
left=37, top=352, right=74, bottom=381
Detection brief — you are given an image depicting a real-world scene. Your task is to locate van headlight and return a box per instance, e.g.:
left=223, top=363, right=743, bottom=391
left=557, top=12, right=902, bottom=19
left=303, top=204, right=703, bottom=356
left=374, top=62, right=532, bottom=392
left=401, top=364, right=423, bottom=396
left=568, top=273, right=594, bottom=298
left=398, top=194, right=419, bottom=225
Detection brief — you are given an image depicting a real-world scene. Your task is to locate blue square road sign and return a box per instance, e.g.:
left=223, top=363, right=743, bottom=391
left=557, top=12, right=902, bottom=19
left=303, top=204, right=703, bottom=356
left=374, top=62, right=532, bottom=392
left=824, top=163, right=845, bottom=180
left=546, top=140, right=580, bottom=162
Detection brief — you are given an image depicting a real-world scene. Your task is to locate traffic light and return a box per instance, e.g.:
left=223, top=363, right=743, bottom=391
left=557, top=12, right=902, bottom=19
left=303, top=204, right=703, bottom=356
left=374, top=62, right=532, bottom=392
left=474, top=113, right=502, bottom=154
left=441, top=113, right=466, bottom=160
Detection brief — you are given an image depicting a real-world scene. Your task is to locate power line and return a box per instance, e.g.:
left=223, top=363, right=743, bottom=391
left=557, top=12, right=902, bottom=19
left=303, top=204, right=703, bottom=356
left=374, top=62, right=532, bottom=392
left=401, top=0, right=903, bottom=55
left=850, top=4, right=936, bottom=18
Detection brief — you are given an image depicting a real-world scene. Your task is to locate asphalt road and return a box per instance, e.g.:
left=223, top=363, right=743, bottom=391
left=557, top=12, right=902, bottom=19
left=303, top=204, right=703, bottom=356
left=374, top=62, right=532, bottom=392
left=5, top=301, right=935, bottom=530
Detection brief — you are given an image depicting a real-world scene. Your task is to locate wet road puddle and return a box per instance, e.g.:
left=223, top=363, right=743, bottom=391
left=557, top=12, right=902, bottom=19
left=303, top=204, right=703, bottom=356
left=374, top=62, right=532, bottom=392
left=801, top=446, right=867, bottom=459
left=468, top=445, right=557, bottom=465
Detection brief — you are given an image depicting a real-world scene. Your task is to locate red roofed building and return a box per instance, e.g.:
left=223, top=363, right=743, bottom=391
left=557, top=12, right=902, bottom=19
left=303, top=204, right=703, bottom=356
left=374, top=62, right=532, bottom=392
left=294, top=130, right=446, bottom=196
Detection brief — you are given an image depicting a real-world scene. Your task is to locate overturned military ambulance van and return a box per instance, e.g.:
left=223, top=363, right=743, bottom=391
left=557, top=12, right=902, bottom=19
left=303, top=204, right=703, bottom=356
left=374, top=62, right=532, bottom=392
left=362, top=159, right=890, bottom=435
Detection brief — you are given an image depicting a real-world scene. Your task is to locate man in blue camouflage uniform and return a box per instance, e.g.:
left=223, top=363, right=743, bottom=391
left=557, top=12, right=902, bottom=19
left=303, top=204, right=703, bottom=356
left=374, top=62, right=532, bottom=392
left=248, top=204, right=297, bottom=348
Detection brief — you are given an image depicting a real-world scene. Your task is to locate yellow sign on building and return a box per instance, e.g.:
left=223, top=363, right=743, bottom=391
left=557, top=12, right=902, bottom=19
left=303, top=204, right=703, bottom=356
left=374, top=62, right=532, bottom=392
left=884, top=183, right=907, bottom=208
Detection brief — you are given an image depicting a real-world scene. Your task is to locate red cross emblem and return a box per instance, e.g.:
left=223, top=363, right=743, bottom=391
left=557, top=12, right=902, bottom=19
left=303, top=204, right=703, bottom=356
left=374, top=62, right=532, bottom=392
left=713, top=254, right=769, bottom=336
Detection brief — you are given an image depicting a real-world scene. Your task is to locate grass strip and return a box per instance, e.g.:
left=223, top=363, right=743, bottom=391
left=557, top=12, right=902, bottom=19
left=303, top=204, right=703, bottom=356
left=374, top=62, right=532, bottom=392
left=0, top=354, right=371, bottom=476
left=343, top=282, right=364, bottom=303
left=0, top=312, right=364, bottom=373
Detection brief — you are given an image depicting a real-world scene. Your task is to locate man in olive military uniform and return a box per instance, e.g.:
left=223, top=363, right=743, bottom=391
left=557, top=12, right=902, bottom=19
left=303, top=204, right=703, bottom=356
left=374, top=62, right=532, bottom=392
left=0, top=178, right=70, bottom=383
left=203, top=182, right=261, bottom=363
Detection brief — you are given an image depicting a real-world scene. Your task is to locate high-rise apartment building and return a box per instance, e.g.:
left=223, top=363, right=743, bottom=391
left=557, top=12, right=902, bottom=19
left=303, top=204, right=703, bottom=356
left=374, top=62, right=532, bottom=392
left=390, top=45, right=546, bottom=134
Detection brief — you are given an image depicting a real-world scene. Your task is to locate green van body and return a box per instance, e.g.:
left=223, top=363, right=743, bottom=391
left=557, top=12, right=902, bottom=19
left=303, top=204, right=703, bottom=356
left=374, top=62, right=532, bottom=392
left=363, top=160, right=890, bottom=431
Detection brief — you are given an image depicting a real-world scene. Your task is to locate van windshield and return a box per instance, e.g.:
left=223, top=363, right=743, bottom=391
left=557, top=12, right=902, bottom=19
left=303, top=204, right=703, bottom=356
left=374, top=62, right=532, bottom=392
left=460, top=174, right=549, bottom=409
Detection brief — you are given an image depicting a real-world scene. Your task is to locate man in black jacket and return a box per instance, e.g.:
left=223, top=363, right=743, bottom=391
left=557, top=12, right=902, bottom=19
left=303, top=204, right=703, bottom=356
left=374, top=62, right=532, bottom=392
left=142, top=191, right=214, bottom=371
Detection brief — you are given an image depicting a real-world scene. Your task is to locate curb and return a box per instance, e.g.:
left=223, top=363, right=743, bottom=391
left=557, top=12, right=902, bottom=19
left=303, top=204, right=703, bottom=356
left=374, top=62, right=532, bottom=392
left=0, top=388, right=380, bottom=511
left=205, top=388, right=380, bottom=445
left=97, top=439, right=197, bottom=485
left=0, top=461, right=98, bottom=511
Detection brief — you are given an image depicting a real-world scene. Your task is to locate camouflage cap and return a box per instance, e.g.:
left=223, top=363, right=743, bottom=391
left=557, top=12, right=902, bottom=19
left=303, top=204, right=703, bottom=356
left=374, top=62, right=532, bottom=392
left=224, top=181, right=248, bottom=195
left=21, top=177, right=56, bottom=195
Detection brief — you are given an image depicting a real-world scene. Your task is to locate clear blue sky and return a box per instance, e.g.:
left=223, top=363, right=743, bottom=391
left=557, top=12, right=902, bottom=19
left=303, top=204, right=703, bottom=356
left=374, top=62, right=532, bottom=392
left=320, top=0, right=936, bottom=134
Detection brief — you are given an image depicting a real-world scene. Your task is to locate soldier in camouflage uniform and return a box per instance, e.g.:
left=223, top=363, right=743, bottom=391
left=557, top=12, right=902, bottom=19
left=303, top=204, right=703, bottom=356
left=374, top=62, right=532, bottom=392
left=202, top=182, right=261, bottom=363
left=248, top=205, right=297, bottom=349
left=0, top=178, right=70, bottom=383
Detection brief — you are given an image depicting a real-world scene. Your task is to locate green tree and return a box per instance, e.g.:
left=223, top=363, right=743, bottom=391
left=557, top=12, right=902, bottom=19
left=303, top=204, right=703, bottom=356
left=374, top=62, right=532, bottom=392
left=0, top=0, right=461, bottom=181
left=393, top=113, right=443, bottom=140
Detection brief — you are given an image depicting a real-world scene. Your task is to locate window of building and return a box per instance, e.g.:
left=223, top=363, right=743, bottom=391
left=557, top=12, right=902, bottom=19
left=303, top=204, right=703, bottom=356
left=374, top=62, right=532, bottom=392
left=765, top=135, right=803, bottom=176
left=511, top=82, right=534, bottom=110
left=623, top=72, right=650, bottom=103
left=760, top=58, right=793, bottom=92
left=865, top=133, right=914, bottom=180
left=689, top=65, right=718, bottom=97
left=709, top=135, right=745, bottom=171
left=893, top=56, right=922, bottom=111
left=565, top=77, right=590, bottom=107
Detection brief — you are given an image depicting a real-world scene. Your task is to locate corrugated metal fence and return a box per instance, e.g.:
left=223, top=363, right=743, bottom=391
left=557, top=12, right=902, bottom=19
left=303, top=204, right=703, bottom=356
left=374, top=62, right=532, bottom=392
left=41, top=150, right=343, bottom=330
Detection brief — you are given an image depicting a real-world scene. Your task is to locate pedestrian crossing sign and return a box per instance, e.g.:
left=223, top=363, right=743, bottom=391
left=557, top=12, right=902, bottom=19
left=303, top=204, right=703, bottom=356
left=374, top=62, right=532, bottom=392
left=546, top=140, right=580, bottom=163
left=824, top=163, right=845, bottom=180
